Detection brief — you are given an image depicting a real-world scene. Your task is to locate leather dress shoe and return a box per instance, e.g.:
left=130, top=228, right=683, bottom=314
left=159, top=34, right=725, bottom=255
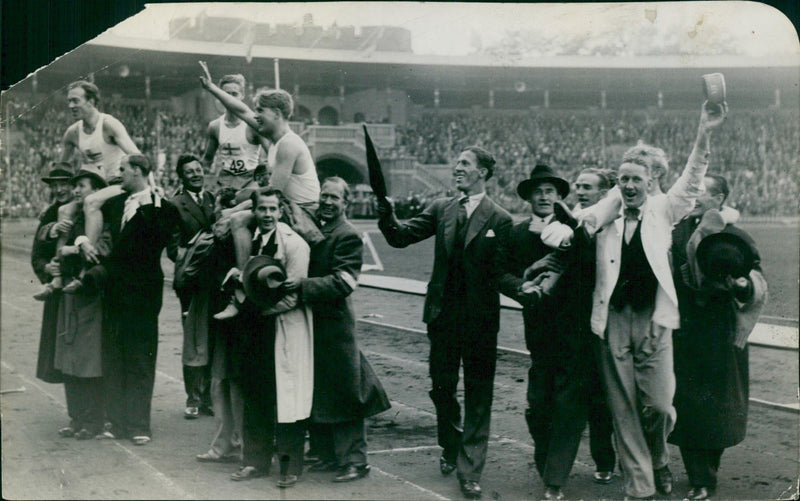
left=459, top=479, right=483, bottom=499
left=199, top=405, right=214, bottom=417
left=333, top=464, right=370, bottom=482
left=230, top=466, right=267, bottom=481
left=184, top=406, right=199, bottom=419
left=74, top=428, right=95, bottom=440
left=58, top=426, right=76, bottom=438
left=654, top=466, right=673, bottom=495
left=131, top=435, right=151, bottom=446
left=196, top=451, right=239, bottom=463
left=439, top=456, right=457, bottom=476
left=308, top=459, right=338, bottom=472
left=685, top=487, right=711, bottom=500
left=544, top=486, right=565, bottom=500
left=593, top=471, right=614, bottom=484
left=277, top=474, right=298, bottom=488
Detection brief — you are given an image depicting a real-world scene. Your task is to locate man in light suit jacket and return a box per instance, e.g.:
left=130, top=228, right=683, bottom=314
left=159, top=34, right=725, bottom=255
left=168, top=154, right=217, bottom=419
left=378, top=146, right=512, bottom=499
left=560, top=103, right=727, bottom=499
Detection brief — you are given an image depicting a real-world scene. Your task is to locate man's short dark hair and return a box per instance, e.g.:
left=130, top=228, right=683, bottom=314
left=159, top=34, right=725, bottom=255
left=126, top=154, right=151, bottom=175
left=254, top=89, right=293, bottom=120
left=176, top=154, right=201, bottom=179
left=216, top=187, right=238, bottom=209
left=68, top=80, right=100, bottom=106
left=462, top=145, right=496, bottom=180
left=321, top=176, right=351, bottom=202
left=579, top=167, right=613, bottom=191
left=250, top=187, right=285, bottom=210
left=705, top=173, right=730, bottom=203
left=219, top=74, right=246, bottom=93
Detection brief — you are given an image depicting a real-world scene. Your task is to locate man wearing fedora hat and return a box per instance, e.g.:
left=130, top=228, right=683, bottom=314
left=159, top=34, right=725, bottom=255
left=498, top=164, right=594, bottom=500
left=31, top=163, right=75, bottom=384
left=378, top=146, right=512, bottom=499
left=668, top=173, right=767, bottom=500
left=53, top=168, right=111, bottom=439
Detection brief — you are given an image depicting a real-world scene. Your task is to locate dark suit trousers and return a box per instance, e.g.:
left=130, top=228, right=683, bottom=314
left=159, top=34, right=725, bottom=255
left=525, top=337, right=591, bottom=488
left=588, top=336, right=616, bottom=472
left=427, top=307, right=497, bottom=482
left=310, top=419, right=368, bottom=468
left=104, top=286, right=163, bottom=438
left=680, top=447, right=724, bottom=489
left=238, top=313, right=277, bottom=472
left=63, top=375, right=104, bottom=434
left=183, top=365, right=211, bottom=409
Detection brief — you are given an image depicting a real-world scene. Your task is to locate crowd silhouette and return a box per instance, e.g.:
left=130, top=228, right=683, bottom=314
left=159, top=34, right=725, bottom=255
left=3, top=99, right=797, bottom=218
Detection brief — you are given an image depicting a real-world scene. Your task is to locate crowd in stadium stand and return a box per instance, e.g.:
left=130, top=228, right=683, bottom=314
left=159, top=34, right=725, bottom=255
left=3, top=97, right=797, bottom=219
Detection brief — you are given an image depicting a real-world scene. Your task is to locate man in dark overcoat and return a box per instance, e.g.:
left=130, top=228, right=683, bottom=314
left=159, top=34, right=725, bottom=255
left=92, top=154, right=179, bottom=444
left=669, top=174, right=767, bottom=500
left=498, top=165, right=595, bottom=501
left=287, top=177, right=390, bottom=483
left=168, top=154, right=217, bottom=419
left=378, top=146, right=512, bottom=499
left=32, top=164, right=75, bottom=383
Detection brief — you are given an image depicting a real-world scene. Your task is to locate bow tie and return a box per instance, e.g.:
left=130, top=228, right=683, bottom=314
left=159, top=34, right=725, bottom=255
left=624, top=207, right=641, bottom=219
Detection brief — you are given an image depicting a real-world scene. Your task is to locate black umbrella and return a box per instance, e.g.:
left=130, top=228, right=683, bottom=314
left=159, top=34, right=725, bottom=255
left=363, top=125, right=388, bottom=203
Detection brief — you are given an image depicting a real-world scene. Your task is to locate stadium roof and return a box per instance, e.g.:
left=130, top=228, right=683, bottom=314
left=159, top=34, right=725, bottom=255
left=6, top=35, right=799, bottom=107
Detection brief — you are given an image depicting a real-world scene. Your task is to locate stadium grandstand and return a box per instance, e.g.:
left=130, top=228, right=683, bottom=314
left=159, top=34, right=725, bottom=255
left=2, top=13, right=798, bottom=219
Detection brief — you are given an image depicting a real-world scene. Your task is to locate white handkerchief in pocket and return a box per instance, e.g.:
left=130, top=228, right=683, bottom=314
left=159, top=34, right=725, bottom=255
left=486, top=229, right=496, bottom=237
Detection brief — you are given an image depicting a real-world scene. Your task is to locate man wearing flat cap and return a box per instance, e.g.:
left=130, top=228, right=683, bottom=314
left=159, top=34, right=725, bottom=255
left=668, top=173, right=767, bottom=501
left=498, top=164, right=594, bottom=500
left=378, top=146, right=512, bottom=499
left=32, top=163, right=75, bottom=384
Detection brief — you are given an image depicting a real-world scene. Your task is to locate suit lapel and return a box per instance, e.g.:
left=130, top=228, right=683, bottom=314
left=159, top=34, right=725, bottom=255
left=464, top=196, right=491, bottom=249
left=443, top=197, right=459, bottom=256
left=180, top=192, right=208, bottom=227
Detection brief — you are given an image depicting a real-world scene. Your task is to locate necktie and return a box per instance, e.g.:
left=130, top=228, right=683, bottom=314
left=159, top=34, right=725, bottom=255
left=623, top=207, right=640, bottom=244
left=457, top=197, right=468, bottom=229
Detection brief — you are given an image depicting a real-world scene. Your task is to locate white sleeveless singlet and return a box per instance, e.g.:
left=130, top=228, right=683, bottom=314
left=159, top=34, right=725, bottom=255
left=267, top=131, right=320, bottom=205
left=212, top=116, right=260, bottom=177
left=78, top=113, right=125, bottom=181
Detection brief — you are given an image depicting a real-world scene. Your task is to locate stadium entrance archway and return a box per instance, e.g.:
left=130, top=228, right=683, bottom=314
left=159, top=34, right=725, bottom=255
left=318, top=106, right=339, bottom=125
left=296, top=105, right=312, bottom=122
left=316, top=154, right=366, bottom=185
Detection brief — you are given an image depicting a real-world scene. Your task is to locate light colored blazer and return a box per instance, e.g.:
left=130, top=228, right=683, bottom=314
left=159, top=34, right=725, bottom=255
left=589, top=146, right=710, bottom=337
left=261, top=221, right=314, bottom=423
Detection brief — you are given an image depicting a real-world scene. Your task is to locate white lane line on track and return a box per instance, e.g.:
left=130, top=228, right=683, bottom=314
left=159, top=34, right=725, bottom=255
left=2, top=299, right=28, bottom=313
left=0, top=360, right=196, bottom=500
left=363, top=319, right=800, bottom=413
left=370, top=465, right=452, bottom=501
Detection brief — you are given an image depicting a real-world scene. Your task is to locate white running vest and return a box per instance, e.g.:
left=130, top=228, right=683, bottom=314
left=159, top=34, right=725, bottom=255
left=267, top=131, right=320, bottom=205
left=212, top=116, right=260, bottom=177
left=77, top=113, right=125, bottom=181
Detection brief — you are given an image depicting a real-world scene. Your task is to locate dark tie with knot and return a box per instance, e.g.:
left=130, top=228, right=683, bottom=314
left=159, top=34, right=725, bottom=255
left=623, top=207, right=640, bottom=244
left=455, top=197, right=469, bottom=250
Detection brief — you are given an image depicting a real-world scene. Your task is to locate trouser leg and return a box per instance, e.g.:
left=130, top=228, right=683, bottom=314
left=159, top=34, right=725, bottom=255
left=427, top=325, right=463, bottom=463
left=209, top=377, right=241, bottom=457
left=73, top=376, right=104, bottom=434
left=102, top=315, right=126, bottom=438
left=184, top=365, right=205, bottom=408
left=63, top=376, right=82, bottom=430
left=123, top=308, right=160, bottom=438
left=332, top=419, right=368, bottom=467
left=458, top=327, right=497, bottom=482
left=276, top=421, right=306, bottom=476
left=600, top=305, right=656, bottom=498
left=632, top=323, right=676, bottom=471
left=525, top=354, right=553, bottom=479
left=541, top=349, right=590, bottom=488
left=241, top=385, right=275, bottom=471
left=589, top=337, right=616, bottom=472
left=310, top=422, right=336, bottom=463
left=681, top=448, right=723, bottom=489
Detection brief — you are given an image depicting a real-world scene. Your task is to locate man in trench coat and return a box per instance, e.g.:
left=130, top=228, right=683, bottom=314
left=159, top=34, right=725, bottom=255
left=288, top=176, right=390, bottom=482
